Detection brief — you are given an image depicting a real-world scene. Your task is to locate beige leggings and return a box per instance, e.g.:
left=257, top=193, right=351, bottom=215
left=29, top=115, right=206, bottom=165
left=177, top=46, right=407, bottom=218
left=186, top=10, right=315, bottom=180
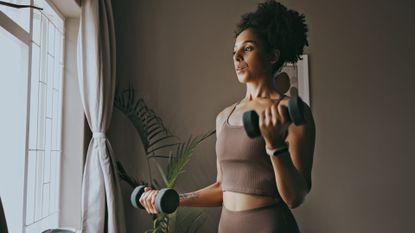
left=218, top=202, right=300, bottom=233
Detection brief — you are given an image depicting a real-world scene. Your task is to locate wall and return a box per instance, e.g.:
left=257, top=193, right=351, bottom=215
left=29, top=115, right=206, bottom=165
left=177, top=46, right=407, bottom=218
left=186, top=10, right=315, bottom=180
left=60, top=18, right=84, bottom=230
left=110, top=0, right=415, bottom=232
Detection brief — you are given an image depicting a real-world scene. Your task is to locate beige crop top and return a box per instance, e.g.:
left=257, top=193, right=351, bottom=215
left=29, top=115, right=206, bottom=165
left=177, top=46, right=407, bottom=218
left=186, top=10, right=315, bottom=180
left=216, top=101, right=280, bottom=198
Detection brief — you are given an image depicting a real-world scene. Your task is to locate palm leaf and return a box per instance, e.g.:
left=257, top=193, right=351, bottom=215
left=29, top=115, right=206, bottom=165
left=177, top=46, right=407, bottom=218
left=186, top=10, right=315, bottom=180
left=153, top=159, right=169, bottom=187
left=116, top=160, right=147, bottom=188
left=114, top=85, right=178, bottom=154
left=166, top=129, right=215, bottom=188
left=114, top=85, right=214, bottom=233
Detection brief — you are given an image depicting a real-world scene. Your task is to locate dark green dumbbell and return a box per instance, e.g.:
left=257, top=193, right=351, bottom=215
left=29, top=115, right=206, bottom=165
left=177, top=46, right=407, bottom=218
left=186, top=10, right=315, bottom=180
left=130, top=185, right=179, bottom=214
left=243, top=95, right=305, bottom=138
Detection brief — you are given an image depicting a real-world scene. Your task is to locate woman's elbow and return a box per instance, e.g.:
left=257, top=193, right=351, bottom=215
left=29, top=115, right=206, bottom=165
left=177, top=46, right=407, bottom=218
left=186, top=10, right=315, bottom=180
left=286, top=188, right=309, bottom=209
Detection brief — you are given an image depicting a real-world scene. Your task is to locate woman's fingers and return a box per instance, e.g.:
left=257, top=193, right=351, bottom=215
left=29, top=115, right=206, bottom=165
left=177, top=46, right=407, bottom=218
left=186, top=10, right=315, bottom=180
left=259, top=108, right=265, bottom=128
left=259, top=101, right=290, bottom=147
left=139, top=187, right=159, bottom=214
left=262, top=103, right=282, bottom=127
left=277, top=102, right=287, bottom=123
left=150, top=190, right=158, bottom=213
left=139, top=190, right=149, bottom=212
left=271, top=103, right=279, bottom=125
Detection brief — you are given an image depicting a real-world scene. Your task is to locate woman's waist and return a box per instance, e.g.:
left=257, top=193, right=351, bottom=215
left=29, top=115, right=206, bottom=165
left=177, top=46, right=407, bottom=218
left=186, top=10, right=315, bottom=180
left=223, top=191, right=281, bottom=211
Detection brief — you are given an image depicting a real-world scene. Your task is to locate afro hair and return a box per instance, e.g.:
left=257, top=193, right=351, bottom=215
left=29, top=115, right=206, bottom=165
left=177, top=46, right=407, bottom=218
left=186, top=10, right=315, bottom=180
left=235, top=0, right=309, bottom=71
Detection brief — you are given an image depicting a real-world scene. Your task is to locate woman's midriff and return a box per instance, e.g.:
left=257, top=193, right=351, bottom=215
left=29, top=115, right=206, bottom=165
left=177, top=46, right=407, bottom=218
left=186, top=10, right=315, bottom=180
left=223, top=191, right=280, bottom=211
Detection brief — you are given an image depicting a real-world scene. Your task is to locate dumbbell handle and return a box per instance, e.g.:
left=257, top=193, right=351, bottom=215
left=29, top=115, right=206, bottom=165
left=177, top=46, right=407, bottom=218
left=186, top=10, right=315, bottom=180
left=243, top=95, right=305, bottom=138
left=130, top=186, right=179, bottom=214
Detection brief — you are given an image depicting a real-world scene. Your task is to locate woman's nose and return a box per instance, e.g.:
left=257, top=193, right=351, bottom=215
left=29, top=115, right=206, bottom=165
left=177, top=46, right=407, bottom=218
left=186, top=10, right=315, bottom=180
left=233, top=50, right=243, bottom=62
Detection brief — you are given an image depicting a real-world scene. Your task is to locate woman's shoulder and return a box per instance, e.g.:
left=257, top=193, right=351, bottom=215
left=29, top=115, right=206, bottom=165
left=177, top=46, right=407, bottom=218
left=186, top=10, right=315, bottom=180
left=215, top=102, right=238, bottom=128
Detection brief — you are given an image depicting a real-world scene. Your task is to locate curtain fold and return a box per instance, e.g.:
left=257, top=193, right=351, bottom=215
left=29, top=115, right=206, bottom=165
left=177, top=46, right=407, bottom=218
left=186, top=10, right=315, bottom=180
left=0, top=197, right=8, bottom=233
left=77, top=0, right=125, bottom=232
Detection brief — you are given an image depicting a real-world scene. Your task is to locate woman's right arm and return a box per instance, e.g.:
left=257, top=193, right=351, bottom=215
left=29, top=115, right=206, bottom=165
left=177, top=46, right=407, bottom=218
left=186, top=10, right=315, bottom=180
left=141, top=159, right=223, bottom=214
left=140, top=109, right=228, bottom=213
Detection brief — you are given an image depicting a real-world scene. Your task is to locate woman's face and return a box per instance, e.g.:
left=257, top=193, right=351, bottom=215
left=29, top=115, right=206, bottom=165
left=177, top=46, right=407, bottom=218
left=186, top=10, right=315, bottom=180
left=233, top=28, right=275, bottom=84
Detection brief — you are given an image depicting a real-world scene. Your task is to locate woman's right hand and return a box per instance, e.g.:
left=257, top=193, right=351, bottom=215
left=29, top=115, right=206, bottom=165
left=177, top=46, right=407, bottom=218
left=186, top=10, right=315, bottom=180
left=139, top=187, right=159, bottom=214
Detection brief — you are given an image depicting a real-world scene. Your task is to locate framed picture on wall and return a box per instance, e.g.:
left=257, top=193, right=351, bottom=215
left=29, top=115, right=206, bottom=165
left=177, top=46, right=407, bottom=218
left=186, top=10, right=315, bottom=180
left=275, top=54, right=310, bottom=106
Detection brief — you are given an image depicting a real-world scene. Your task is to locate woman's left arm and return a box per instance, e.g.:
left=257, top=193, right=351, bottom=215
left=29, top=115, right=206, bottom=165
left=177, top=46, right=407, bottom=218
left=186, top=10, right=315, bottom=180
left=260, top=102, right=316, bottom=209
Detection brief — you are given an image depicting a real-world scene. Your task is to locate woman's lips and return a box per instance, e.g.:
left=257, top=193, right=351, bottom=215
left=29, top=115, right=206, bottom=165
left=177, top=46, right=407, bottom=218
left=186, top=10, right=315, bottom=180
left=236, top=66, right=247, bottom=73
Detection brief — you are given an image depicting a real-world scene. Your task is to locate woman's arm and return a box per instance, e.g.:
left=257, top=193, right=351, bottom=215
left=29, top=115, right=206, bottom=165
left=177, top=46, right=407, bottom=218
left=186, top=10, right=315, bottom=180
left=140, top=158, right=223, bottom=213
left=260, top=101, right=315, bottom=209
left=139, top=110, right=227, bottom=214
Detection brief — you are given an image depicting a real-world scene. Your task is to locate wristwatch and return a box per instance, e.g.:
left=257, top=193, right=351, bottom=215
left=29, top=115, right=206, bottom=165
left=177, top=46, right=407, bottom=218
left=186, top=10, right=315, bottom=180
left=265, top=145, right=289, bottom=157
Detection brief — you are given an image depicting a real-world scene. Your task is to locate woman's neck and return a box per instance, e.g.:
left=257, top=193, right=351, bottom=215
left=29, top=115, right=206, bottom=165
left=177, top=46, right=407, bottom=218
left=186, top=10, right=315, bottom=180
left=243, top=79, right=282, bottom=102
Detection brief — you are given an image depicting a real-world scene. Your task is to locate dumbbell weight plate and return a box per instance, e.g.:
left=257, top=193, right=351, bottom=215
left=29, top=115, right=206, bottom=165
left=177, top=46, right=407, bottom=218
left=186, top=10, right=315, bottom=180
left=288, top=95, right=304, bottom=125
left=242, top=110, right=260, bottom=138
left=155, top=188, right=180, bottom=214
left=131, top=185, right=145, bottom=209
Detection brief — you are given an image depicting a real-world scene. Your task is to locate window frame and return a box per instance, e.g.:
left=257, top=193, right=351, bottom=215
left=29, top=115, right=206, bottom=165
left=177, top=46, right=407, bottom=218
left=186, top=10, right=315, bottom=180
left=0, top=0, right=66, bottom=232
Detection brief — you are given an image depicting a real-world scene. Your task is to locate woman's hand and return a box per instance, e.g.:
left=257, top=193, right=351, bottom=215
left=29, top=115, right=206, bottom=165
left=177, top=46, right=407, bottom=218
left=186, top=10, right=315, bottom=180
left=139, top=187, right=159, bottom=214
left=258, top=101, right=290, bottom=149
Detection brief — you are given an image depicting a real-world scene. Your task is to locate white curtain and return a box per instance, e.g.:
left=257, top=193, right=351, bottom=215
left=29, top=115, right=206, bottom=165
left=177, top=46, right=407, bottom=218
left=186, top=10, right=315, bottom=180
left=77, top=0, right=125, bottom=232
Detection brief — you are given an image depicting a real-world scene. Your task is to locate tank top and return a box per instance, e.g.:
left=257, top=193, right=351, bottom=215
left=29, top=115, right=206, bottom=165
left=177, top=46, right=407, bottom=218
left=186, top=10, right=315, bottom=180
left=216, top=98, right=284, bottom=198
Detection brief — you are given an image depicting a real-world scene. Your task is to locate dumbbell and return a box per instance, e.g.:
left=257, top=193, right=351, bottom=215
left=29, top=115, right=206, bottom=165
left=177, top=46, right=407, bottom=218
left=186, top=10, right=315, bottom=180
left=243, top=95, right=305, bottom=138
left=130, top=186, right=179, bottom=214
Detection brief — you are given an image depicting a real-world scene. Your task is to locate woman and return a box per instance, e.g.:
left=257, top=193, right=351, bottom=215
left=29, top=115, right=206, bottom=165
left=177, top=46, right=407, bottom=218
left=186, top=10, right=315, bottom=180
left=140, top=1, right=315, bottom=232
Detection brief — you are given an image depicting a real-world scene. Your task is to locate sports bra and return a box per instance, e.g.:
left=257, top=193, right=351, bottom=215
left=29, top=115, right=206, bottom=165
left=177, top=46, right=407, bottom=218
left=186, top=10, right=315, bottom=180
left=216, top=97, right=284, bottom=197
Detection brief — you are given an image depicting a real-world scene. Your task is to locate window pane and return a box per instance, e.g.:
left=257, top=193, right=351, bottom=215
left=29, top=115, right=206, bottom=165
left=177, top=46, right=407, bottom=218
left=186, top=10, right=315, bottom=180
left=44, top=121, right=51, bottom=181
left=41, top=183, right=50, bottom=218
left=32, top=11, right=41, bottom=45
left=0, top=0, right=31, bottom=32
left=34, top=150, right=44, bottom=221
left=0, top=26, right=29, bottom=233
left=29, top=44, right=40, bottom=149
left=46, top=55, right=53, bottom=117
left=49, top=151, right=58, bottom=213
left=25, top=151, right=37, bottom=225
left=47, top=21, right=54, bottom=55
left=51, top=90, right=58, bottom=149
left=31, top=43, right=40, bottom=83
left=37, top=83, right=46, bottom=150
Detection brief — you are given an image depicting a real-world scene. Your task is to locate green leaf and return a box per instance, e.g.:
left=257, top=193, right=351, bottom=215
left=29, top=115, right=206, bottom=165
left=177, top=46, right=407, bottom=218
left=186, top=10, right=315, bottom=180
left=114, top=86, right=215, bottom=233
left=153, top=159, right=168, bottom=187
left=166, top=129, right=215, bottom=188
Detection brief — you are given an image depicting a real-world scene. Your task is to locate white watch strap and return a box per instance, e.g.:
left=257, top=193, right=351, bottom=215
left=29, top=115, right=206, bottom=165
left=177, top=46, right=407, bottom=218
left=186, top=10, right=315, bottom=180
left=266, top=145, right=288, bottom=157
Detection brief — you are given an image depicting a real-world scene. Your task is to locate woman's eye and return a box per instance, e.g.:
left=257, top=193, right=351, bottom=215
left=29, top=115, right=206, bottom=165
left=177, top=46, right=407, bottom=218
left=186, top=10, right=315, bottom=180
left=244, top=47, right=253, bottom=52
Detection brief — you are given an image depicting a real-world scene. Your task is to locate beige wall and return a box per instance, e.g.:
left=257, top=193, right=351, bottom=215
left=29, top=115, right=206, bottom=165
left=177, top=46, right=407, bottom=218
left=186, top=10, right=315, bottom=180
left=60, top=18, right=84, bottom=229
left=110, top=0, right=415, bottom=232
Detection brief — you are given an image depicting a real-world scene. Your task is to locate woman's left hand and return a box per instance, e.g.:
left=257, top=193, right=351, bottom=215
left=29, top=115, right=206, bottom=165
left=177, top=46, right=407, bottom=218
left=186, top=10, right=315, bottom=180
left=258, top=101, right=290, bottom=149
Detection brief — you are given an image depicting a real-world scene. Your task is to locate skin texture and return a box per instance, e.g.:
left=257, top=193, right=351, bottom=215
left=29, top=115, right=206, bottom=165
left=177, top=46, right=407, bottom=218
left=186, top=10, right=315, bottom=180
left=139, top=28, right=315, bottom=214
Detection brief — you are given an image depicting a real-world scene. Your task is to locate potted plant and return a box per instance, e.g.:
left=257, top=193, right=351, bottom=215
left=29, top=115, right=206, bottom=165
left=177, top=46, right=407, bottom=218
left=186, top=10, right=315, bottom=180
left=114, top=85, right=214, bottom=233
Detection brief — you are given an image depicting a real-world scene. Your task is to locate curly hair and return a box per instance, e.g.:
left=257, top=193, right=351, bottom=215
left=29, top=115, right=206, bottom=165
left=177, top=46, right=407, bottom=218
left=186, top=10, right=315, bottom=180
left=235, top=0, right=309, bottom=72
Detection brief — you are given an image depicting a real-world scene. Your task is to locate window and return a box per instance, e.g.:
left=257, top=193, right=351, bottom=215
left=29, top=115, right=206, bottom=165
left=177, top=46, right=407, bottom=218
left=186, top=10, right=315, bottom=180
left=0, top=1, right=65, bottom=232
left=0, top=19, right=30, bottom=233
left=0, top=0, right=31, bottom=32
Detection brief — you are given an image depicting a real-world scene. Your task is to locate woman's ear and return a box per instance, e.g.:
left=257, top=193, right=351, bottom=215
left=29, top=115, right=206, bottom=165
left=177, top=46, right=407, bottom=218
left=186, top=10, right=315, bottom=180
left=270, top=49, right=280, bottom=64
